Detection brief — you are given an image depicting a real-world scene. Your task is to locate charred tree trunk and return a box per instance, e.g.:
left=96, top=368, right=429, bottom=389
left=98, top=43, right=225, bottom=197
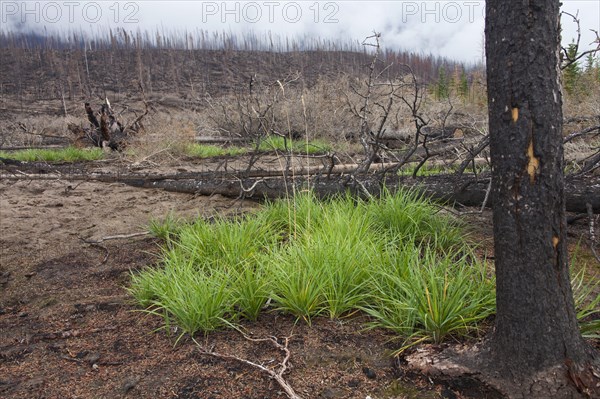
left=485, top=0, right=598, bottom=396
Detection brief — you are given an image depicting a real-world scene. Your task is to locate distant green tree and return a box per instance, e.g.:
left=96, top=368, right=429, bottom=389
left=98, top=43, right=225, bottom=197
left=584, top=53, right=600, bottom=83
left=458, top=69, right=469, bottom=100
left=436, top=66, right=449, bottom=100
left=585, top=53, right=595, bottom=72
left=562, top=41, right=582, bottom=95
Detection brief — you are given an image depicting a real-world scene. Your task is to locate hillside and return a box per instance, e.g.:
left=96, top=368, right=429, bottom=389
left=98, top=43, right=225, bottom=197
left=0, top=30, right=466, bottom=104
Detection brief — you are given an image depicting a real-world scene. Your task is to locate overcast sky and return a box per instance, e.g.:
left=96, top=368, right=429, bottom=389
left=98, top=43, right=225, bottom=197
left=1, top=1, right=598, bottom=64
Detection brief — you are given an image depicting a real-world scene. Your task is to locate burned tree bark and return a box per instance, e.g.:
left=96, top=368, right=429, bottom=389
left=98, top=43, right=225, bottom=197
left=484, top=0, right=599, bottom=396
left=85, top=102, right=99, bottom=129
left=126, top=174, right=597, bottom=213
left=71, top=100, right=145, bottom=150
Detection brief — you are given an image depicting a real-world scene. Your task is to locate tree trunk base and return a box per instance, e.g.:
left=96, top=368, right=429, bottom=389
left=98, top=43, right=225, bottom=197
left=405, top=343, right=600, bottom=399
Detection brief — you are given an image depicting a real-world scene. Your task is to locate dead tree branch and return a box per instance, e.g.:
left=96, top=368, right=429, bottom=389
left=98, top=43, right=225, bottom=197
left=382, top=65, right=430, bottom=175
left=563, top=124, right=600, bottom=144
left=560, top=11, right=600, bottom=70
left=456, top=134, right=491, bottom=176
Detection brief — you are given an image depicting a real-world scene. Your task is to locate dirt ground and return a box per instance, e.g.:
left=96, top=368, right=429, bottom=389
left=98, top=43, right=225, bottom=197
left=0, top=163, right=465, bottom=399
left=0, top=160, right=596, bottom=399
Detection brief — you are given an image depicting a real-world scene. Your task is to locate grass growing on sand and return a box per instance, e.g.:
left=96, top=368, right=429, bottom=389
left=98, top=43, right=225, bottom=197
left=134, top=190, right=599, bottom=349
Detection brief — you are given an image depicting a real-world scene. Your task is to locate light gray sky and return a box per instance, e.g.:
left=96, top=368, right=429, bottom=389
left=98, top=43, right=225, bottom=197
left=1, top=1, right=598, bottom=64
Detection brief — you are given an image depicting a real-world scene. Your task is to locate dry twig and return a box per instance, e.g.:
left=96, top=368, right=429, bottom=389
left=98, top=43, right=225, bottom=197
left=80, top=231, right=150, bottom=244
left=587, top=203, right=600, bottom=264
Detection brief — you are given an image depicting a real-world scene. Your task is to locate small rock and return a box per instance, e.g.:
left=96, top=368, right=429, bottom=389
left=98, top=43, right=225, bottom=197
left=121, top=376, right=141, bottom=394
left=362, top=367, right=377, bottom=380
left=84, top=352, right=101, bottom=364
left=319, top=387, right=344, bottom=399
left=18, top=312, right=28, bottom=318
left=24, top=272, right=36, bottom=278
left=347, top=379, right=360, bottom=388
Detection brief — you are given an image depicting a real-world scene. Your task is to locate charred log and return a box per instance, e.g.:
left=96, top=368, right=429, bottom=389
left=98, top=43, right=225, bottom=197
left=123, top=173, right=599, bottom=214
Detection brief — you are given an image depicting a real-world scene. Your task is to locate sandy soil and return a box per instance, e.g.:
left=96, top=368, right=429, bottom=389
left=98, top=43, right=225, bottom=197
left=0, top=168, right=453, bottom=399
left=1, top=159, right=596, bottom=399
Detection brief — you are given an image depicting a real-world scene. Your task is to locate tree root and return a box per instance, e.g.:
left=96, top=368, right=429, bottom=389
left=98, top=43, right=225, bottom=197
left=405, top=343, right=600, bottom=399
left=193, top=331, right=302, bottom=399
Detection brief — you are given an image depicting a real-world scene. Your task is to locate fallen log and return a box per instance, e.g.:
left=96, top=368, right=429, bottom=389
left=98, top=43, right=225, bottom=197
left=1, top=159, right=597, bottom=213
left=124, top=173, right=599, bottom=214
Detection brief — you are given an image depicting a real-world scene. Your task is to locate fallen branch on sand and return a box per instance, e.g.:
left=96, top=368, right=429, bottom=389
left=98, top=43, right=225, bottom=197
left=79, top=232, right=150, bottom=245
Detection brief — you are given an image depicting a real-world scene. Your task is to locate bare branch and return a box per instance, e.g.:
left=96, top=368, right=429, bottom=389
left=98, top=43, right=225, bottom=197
left=563, top=124, right=600, bottom=144
left=560, top=11, right=600, bottom=70
left=79, top=232, right=150, bottom=244
left=456, top=134, right=491, bottom=176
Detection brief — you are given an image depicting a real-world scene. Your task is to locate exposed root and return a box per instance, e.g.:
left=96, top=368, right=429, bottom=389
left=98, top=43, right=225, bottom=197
left=193, top=331, right=302, bottom=399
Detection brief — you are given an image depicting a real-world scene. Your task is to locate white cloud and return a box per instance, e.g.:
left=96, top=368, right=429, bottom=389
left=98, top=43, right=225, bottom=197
left=1, top=1, right=598, bottom=64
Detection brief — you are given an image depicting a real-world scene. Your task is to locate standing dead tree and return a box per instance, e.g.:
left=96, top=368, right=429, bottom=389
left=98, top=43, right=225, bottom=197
left=480, top=1, right=599, bottom=396
left=204, top=72, right=304, bottom=174
left=346, top=34, right=453, bottom=179
left=389, top=66, right=432, bottom=176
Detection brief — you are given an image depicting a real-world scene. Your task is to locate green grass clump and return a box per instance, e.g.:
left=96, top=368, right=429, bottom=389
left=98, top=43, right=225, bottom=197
left=367, top=188, right=465, bottom=250
left=0, top=147, right=103, bottom=162
left=148, top=212, right=186, bottom=245
left=183, top=137, right=331, bottom=158
left=257, top=135, right=332, bottom=154
left=185, top=143, right=247, bottom=158
left=131, top=263, right=233, bottom=341
left=131, top=189, right=501, bottom=351
left=130, top=191, right=599, bottom=351
left=571, top=258, right=600, bottom=339
left=363, top=245, right=495, bottom=353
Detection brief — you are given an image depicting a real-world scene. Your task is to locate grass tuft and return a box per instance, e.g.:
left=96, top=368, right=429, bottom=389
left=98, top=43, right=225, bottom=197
left=131, top=190, right=497, bottom=346
left=363, top=244, right=495, bottom=353
left=0, top=147, right=104, bottom=162
left=185, top=143, right=247, bottom=158
left=257, top=135, right=332, bottom=154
